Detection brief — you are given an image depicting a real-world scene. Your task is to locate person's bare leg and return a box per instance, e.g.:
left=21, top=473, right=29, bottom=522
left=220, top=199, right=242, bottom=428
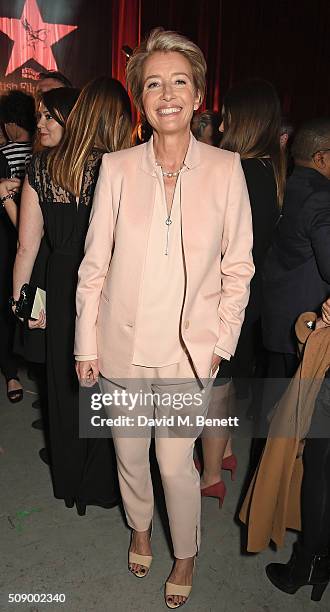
left=166, top=556, right=195, bottom=607
left=201, top=379, right=235, bottom=487
left=129, top=527, right=152, bottom=575
left=200, top=436, right=229, bottom=488
left=223, top=436, right=233, bottom=459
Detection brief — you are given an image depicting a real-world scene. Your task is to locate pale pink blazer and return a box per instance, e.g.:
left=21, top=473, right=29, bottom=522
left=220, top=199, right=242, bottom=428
left=74, top=135, right=254, bottom=380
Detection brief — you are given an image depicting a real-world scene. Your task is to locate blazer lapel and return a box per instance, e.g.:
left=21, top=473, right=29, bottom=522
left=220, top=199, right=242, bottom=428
left=122, top=142, right=156, bottom=318
left=181, top=136, right=202, bottom=252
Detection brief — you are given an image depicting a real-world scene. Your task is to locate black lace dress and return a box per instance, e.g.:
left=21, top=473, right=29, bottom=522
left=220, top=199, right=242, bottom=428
left=27, top=150, right=119, bottom=513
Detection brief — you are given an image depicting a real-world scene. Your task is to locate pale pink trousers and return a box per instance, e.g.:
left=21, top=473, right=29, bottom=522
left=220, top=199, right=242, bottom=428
left=100, top=360, right=214, bottom=558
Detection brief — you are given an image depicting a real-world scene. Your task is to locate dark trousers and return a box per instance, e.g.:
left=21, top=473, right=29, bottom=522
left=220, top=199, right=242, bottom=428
left=257, top=350, right=299, bottom=435
left=231, top=318, right=266, bottom=399
left=0, top=213, right=19, bottom=381
left=302, top=372, right=330, bottom=553
left=302, top=437, right=330, bottom=553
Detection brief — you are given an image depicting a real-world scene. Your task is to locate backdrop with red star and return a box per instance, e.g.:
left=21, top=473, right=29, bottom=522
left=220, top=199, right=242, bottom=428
left=0, top=0, right=114, bottom=95
left=0, top=0, right=77, bottom=76
left=0, top=0, right=329, bottom=122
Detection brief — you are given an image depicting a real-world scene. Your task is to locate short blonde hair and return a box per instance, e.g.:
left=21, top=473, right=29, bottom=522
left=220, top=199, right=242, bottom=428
left=126, top=27, right=207, bottom=114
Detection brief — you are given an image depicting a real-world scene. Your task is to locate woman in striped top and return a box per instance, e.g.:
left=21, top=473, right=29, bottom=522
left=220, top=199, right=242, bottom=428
left=0, top=90, right=36, bottom=178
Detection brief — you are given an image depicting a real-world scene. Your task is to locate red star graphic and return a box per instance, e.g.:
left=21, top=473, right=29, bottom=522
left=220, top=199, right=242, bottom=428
left=0, top=0, right=77, bottom=76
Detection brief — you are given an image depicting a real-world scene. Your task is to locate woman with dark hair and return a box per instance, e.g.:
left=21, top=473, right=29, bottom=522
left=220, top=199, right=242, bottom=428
left=199, top=80, right=286, bottom=503
left=131, top=119, right=153, bottom=145
left=3, top=88, right=80, bottom=228
left=37, top=87, right=80, bottom=148
left=0, top=90, right=37, bottom=402
left=12, top=77, right=132, bottom=514
left=220, top=79, right=285, bottom=391
left=13, top=88, right=81, bottom=445
left=0, top=90, right=36, bottom=178
left=191, top=110, right=221, bottom=147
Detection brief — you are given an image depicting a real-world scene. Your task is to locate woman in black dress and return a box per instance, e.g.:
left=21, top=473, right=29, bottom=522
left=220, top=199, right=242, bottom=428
left=17, top=88, right=80, bottom=456
left=199, top=80, right=286, bottom=502
left=17, top=88, right=80, bottom=366
left=12, top=77, right=132, bottom=514
left=4, top=89, right=80, bottom=388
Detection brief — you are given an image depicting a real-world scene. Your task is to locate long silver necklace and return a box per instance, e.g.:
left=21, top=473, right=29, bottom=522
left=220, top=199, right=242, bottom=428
left=156, top=161, right=183, bottom=255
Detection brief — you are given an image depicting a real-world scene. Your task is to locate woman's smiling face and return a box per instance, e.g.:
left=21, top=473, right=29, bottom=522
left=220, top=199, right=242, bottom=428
left=142, top=51, right=200, bottom=135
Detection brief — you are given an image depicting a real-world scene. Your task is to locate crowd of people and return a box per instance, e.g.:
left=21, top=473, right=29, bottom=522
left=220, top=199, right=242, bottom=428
left=1, top=26, right=330, bottom=609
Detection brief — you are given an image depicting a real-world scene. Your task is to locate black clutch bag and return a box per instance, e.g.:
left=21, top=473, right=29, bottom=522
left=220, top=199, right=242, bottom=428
left=13, top=284, right=46, bottom=321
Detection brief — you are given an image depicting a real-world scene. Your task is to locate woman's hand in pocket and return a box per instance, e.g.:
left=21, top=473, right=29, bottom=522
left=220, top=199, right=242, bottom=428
left=211, top=353, right=222, bottom=376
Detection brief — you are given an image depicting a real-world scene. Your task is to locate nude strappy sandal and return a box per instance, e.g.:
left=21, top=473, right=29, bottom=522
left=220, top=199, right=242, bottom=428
left=128, top=551, right=153, bottom=578
left=165, top=557, right=195, bottom=608
left=165, top=582, right=192, bottom=608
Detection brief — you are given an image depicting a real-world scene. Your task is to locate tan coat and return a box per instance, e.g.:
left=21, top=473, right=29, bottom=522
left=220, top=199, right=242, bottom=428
left=239, top=312, right=330, bottom=552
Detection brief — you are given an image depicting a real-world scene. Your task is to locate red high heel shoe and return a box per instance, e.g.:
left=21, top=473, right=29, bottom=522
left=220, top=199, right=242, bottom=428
left=195, top=455, right=237, bottom=481
left=201, top=481, right=226, bottom=508
left=221, top=454, right=237, bottom=481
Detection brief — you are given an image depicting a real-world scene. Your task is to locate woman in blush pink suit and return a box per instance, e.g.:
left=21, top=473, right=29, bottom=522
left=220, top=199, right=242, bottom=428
left=75, top=28, right=254, bottom=609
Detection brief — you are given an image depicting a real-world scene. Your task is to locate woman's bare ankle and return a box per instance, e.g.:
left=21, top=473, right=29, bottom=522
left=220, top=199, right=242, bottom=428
left=174, top=556, right=194, bottom=567
left=132, top=528, right=150, bottom=545
left=201, top=469, right=222, bottom=488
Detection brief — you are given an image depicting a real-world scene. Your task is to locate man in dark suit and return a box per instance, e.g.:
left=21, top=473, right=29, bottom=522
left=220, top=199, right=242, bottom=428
left=254, top=131, right=330, bottom=597
left=252, top=118, right=330, bottom=437
left=262, top=118, right=330, bottom=372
